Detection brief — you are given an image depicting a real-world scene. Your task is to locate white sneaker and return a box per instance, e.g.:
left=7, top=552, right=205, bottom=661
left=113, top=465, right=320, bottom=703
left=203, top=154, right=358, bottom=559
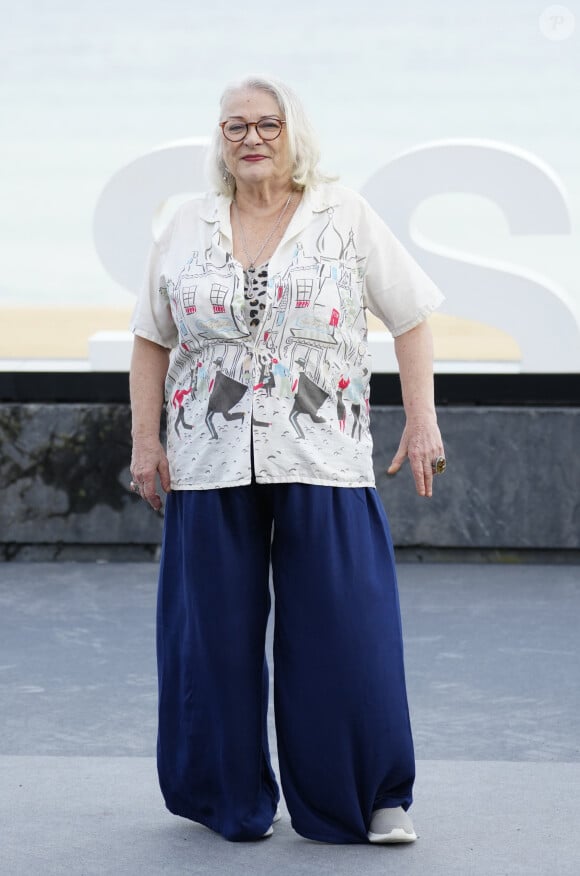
left=262, top=804, right=282, bottom=837
left=367, top=806, right=417, bottom=843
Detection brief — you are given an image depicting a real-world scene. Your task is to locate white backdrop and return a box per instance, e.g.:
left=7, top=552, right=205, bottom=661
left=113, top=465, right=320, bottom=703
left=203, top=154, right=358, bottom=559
left=1, top=0, right=579, bottom=370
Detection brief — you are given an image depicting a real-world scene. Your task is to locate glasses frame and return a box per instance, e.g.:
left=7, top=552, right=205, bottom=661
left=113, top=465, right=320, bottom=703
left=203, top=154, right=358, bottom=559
left=219, top=117, right=286, bottom=142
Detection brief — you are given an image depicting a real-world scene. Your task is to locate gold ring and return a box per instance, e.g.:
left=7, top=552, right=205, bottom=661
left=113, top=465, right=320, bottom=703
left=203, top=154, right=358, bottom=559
left=431, top=456, right=447, bottom=475
left=129, top=480, right=141, bottom=493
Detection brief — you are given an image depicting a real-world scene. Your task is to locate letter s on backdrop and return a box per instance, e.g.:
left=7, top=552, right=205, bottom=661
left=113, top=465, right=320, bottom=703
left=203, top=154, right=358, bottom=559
left=360, top=139, right=579, bottom=372
left=93, top=137, right=580, bottom=372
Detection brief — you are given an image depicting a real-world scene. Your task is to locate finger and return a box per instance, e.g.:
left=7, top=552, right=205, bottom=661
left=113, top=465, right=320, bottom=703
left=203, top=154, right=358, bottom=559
left=426, top=444, right=447, bottom=496
left=409, top=455, right=428, bottom=497
left=158, top=457, right=172, bottom=493
left=423, top=460, right=434, bottom=498
left=147, top=492, right=163, bottom=512
left=149, top=494, right=163, bottom=512
left=141, top=476, right=162, bottom=511
left=387, top=442, right=408, bottom=475
left=129, top=470, right=146, bottom=496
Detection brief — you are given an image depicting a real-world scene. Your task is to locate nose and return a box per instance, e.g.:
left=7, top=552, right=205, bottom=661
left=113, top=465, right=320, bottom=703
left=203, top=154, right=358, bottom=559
left=243, top=122, right=264, bottom=146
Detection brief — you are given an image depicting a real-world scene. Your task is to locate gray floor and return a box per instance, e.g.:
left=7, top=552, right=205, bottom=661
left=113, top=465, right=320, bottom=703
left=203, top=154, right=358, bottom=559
left=1, top=562, right=579, bottom=875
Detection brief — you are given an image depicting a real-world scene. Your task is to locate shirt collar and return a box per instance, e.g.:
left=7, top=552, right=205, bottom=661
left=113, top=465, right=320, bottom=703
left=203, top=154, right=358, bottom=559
left=198, top=184, right=342, bottom=245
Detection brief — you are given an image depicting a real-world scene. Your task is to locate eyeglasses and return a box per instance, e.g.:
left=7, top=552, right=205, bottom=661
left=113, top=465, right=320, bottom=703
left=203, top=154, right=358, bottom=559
left=220, top=117, right=286, bottom=142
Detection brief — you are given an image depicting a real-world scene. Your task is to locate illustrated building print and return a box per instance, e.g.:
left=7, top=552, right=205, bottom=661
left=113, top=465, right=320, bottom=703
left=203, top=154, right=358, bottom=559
left=182, top=283, right=197, bottom=314
left=295, top=279, right=314, bottom=307
left=164, top=244, right=254, bottom=391
left=210, top=284, right=228, bottom=314
left=163, top=206, right=371, bottom=424
left=267, top=210, right=366, bottom=387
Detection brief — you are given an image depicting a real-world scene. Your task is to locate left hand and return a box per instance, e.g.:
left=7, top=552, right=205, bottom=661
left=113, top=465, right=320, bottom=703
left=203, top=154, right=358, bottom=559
left=387, top=418, right=445, bottom=498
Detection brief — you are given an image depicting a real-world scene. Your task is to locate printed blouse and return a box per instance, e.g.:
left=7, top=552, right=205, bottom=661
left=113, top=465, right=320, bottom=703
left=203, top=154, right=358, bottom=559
left=131, top=183, right=445, bottom=490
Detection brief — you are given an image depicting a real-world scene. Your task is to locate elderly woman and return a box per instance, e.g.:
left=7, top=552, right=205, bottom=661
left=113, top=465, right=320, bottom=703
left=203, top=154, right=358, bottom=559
left=129, top=75, right=445, bottom=845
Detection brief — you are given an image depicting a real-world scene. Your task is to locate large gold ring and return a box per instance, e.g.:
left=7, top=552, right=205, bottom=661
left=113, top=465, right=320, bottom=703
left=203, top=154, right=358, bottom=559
left=130, top=480, right=141, bottom=493
left=431, top=456, right=447, bottom=475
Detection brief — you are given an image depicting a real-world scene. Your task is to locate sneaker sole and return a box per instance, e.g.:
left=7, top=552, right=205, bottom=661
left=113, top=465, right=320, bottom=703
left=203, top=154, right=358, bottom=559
left=368, top=828, right=417, bottom=844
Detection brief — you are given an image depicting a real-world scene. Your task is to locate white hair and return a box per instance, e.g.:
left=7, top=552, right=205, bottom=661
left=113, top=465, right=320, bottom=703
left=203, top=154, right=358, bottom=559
left=206, top=75, right=336, bottom=197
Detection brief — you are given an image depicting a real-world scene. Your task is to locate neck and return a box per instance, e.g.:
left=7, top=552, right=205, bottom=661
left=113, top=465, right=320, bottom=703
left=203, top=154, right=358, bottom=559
left=233, top=180, right=295, bottom=213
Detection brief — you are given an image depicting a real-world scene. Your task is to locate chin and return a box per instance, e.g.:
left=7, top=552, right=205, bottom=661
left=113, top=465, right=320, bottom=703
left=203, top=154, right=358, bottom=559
left=238, top=165, right=271, bottom=179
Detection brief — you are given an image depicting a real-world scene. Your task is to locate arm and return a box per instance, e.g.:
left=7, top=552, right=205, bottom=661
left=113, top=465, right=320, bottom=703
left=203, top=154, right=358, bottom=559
left=129, top=335, right=171, bottom=510
left=387, top=320, right=444, bottom=498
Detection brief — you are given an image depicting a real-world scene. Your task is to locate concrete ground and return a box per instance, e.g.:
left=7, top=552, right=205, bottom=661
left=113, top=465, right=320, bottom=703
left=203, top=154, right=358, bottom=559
left=1, top=562, right=579, bottom=875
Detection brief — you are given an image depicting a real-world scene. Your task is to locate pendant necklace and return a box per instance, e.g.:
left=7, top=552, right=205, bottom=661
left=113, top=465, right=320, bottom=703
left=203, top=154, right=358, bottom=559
left=234, top=193, right=294, bottom=270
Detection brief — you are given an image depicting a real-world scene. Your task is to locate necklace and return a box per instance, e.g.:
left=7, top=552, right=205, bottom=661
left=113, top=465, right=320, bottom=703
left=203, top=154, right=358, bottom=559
left=234, top=193, right=294, bottom=269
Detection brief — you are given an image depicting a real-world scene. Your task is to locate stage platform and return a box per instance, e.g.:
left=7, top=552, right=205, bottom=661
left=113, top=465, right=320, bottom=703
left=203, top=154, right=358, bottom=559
left=1, top=562, right=578, bottom=875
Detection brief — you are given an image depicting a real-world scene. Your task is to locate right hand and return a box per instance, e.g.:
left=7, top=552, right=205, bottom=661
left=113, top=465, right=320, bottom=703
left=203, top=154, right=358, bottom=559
left=130, top=440, right=171, bottom=511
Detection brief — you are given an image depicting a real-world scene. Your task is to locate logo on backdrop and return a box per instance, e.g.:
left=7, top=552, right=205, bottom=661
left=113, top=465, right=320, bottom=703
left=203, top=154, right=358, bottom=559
left=539, top=5, right=576, bottom=40
left=93, top=138, right=580, bottom=373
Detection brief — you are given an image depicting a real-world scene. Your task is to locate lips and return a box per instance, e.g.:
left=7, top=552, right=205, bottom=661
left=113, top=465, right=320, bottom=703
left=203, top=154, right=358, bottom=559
left=242, top=155, right=267, bottom=162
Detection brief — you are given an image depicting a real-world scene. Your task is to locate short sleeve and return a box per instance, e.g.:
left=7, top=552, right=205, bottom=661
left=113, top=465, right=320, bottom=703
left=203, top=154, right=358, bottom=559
left=362, top=204, right=445, bottom=337
left=130, top=221, right=179, bottom=350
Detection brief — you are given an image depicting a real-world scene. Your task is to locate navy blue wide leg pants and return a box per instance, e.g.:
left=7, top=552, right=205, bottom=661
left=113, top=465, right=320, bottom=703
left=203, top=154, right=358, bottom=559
left=156, top=481, right=415, bottom=843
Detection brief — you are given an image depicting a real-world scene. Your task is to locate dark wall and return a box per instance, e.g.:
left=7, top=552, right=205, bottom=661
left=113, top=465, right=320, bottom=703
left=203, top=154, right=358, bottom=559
left=1, top=403, right=578, bottom=559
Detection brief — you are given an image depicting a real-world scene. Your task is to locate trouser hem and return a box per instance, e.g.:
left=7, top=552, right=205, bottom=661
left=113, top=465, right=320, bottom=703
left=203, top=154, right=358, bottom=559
left=292, top=825, right=369, bottom=844
left=163, top=798, right=276, bottom=842
left=373, top=795, right=414, bottom=812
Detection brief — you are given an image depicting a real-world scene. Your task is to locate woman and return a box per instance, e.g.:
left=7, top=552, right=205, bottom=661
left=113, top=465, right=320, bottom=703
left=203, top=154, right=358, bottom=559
left=129, top=75, right=446, bottom=845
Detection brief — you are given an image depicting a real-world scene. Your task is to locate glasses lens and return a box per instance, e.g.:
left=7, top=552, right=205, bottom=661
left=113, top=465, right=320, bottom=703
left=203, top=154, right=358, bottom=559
left=222, top=118, right=284, bottom=141
left=223, top=122, right=247, bottom=141
left=257, top=118, right=283, bottom=139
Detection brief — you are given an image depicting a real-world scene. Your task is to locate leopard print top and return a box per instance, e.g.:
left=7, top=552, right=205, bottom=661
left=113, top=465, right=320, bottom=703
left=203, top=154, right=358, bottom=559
left=243, top=262, right=269, bottom=340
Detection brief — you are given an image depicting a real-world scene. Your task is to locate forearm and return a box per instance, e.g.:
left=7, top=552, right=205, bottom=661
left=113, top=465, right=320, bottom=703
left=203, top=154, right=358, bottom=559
left=389, top=320, right=443, bottom=497
left=394, top=320, right=437, bottom=424
left=129, top=335, right=170, bottom=442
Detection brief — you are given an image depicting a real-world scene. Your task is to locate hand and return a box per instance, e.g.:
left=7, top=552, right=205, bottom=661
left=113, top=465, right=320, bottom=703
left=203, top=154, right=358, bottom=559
left=130, top=440, right=171, bottom=511
left=387, top=418, right=445, bottom=498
